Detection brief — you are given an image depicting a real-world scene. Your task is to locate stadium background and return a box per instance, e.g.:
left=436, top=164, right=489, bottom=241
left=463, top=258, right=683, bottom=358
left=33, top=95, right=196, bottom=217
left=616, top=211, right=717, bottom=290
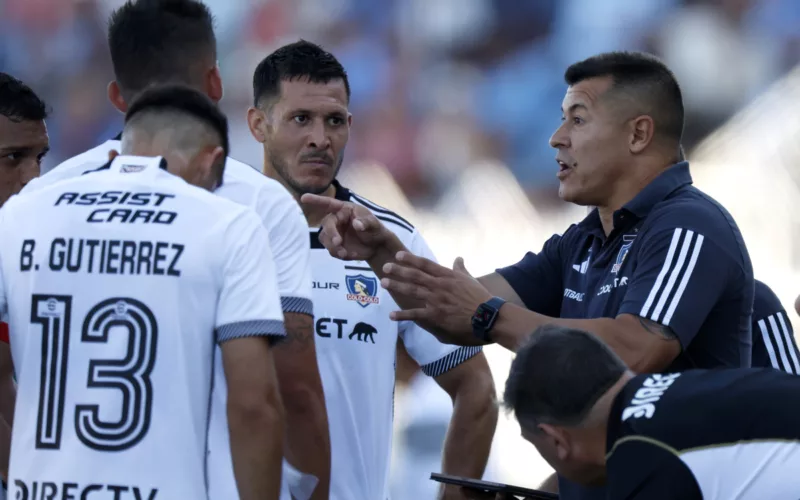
left=2, top=0, right=799, bottom=496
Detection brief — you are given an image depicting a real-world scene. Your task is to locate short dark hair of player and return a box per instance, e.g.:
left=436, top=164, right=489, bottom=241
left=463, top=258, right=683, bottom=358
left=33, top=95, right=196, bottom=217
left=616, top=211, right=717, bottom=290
left=252, top=39, right=350, bottom=108
left=107, top=0, right=216, bottom=99
left=125, top=84, right=229, bottom=158
left=564, top=51, right=684, bottom=148
left=503, top=325, right=627, bottom=430
left=0, top=72, right=48, bottom=123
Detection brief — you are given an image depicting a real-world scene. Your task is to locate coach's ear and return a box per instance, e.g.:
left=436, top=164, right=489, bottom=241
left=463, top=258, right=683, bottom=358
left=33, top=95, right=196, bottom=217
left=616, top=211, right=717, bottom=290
left=108, top=81, right=127, bottom=114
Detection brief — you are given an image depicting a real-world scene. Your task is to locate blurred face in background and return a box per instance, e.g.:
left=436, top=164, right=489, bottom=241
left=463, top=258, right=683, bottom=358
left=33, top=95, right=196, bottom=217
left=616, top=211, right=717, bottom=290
left=549, top=76, right=631, bottom=207
left=250, top=77, right=351, bottom=197
left=0, top=115, right=48, bottom=207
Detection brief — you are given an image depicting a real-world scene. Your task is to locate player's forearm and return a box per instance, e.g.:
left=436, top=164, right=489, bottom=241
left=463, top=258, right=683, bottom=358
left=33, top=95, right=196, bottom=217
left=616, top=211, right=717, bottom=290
left=0, top=416, right=10, bottom=480
left=440, top=375, right=498, bottom=488
left=228, top=394, right=285, bottom=500
left=273, top=314, right=331, bottom=499
left=493, top=306, right=667, bottom=371
left=278, top=380, right=331, bottom=499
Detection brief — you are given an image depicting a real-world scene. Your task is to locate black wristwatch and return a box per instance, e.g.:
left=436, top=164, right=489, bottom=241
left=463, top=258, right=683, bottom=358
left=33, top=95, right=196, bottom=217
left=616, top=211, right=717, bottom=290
left=471, top=297, right=506, bottom=342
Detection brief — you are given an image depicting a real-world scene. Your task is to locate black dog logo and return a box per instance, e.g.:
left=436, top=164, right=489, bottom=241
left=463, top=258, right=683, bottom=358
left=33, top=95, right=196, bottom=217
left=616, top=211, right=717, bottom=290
left=349, top=322, right=377, bottom=344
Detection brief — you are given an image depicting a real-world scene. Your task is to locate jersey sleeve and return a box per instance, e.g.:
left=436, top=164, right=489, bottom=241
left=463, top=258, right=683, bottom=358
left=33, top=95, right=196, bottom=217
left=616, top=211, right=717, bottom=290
left=494, top=233, right=564, bottom=316
left=617, top=218, right=743, bottom=349
left=399, top=230, right=482, bottom=377
left=255, top=188, right=313, bottom=316
left=752, top=281, right=800, bottom=374
left=215, top=209, right=286, bottom=344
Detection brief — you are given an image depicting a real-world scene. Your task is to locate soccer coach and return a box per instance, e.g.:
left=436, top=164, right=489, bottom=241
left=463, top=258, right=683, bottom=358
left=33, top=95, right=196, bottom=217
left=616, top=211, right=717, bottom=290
left=303, top=52, right=754, bottom=500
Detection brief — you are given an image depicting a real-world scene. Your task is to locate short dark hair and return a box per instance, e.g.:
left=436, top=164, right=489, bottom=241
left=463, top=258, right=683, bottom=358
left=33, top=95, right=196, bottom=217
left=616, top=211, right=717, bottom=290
left=0, top=72, right=48, bottom=122
left=125, top=84, right=229, bottom=157
left=503, top=325, right=627, bottom=429
left=252, top=39, right=350, bottom=107
left=108, top=0, right=216, bottom=97
left=564, top=51, right=684, bottom=146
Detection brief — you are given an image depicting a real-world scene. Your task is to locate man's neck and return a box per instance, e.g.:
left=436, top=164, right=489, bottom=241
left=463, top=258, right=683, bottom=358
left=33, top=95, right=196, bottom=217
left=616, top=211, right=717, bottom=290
left=589, top=372, right=634, bottom=464
left=596, top=162, right=671, bottom=236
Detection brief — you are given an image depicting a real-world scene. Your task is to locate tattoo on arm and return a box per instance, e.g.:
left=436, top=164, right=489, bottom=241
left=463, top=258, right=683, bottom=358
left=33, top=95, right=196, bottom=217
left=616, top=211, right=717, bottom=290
left=274, top=312, right=315, bottom=354
left=637, top=317, right=677, bottom=341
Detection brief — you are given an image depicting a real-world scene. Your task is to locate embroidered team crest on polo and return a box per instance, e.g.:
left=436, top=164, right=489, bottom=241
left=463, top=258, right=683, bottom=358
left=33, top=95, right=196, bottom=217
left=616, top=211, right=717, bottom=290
left=345, top=274, right=380, bottom=308
left=611, top=235, right=637, bottom=274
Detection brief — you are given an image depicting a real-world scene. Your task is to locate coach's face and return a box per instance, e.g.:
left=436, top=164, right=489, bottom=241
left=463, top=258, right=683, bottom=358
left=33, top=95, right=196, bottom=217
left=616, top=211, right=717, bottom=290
left=550, top=76, right=630, bottom=207
left=0, top=116, right=48, bottom=207
left=522, top=424, right=606, bottom=486
left=252, top=77, right=351, bottom=197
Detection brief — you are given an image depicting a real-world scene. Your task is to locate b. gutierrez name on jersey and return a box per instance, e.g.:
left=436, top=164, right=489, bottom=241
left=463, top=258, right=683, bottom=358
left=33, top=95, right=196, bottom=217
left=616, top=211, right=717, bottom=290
left=310, top=180, right=482, bottom=500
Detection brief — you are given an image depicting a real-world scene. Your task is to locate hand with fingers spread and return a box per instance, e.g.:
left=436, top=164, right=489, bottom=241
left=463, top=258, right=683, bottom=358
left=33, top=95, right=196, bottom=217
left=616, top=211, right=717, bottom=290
left=300, top=193, right=399, bottom=261
left=381, top=252, right=493, bottom=346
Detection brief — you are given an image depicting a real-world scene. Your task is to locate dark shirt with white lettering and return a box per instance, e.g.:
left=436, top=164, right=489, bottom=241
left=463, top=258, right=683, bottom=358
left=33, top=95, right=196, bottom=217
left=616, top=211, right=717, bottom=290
left=751, top=280, right=800, bottom=374
left=606, top=369, right=800, bottom=499
left=496, top=163, right=754, bottom=500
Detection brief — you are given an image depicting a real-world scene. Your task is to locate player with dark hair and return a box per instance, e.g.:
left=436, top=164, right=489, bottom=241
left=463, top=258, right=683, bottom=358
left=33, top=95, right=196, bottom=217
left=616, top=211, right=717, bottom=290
left=0, top=72, right=49, bottom=491
left=0, top=72, right=49, bottom=207
left=304, top=51, right=753, bottom=500
left=23, top=3, right=329, bottom=498
left=500, top=324, right=800, bottom=499
left=247, top=40, right=498, bottom=500
left=0, top=84, right=286, bottom=499
left=119, top=84, right=229, bottom=189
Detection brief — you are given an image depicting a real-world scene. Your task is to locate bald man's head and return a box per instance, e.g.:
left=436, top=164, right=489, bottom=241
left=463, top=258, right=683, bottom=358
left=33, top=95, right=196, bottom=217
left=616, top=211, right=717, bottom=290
left=122, top=85, right=228, bottom=190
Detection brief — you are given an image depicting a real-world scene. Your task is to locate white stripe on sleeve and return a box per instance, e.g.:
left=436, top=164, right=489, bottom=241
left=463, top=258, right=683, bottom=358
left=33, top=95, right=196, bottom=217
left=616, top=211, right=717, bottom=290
left=777, top=312, right=800, bottom=374
left=769, top=314, right=793, bottom=374
left=639, top=228, right=704, bottom=326
left=758, top=317, right=782, bottom=371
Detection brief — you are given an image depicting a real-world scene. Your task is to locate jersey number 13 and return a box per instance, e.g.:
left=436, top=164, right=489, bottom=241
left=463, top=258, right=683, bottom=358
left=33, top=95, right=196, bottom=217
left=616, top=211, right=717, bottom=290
left=30, top=295, right=157, bottom=452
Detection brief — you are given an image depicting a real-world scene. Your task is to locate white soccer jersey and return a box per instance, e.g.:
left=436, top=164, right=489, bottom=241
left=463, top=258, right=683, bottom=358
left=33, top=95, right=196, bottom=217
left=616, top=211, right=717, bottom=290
left=30, top=137, right=313, bottom=499
left=0, top=155, right=285, bottom=498
left=313, top=181, right=482, bottom=500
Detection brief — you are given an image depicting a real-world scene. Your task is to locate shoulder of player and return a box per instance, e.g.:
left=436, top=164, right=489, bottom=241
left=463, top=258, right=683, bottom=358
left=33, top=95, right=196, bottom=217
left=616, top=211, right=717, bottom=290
left=642, top=188, right=749, bottom=262
left=52, top=140, right=118, bottom=176
left=753, top=280, right=785, bottom=321
left=346, top=189, right=416, bottom=236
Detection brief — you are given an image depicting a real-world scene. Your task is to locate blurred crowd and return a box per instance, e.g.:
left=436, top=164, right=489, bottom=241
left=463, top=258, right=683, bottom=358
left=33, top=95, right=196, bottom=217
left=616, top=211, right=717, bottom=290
left=2, top=0, right=799, bottom=207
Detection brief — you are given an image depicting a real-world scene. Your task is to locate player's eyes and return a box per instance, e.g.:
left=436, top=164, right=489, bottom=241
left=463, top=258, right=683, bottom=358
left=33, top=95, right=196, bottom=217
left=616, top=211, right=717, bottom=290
left=293, top=115, right=309, bottom=124
left=328, top=116, right=344, bottom=126
left=573, top=116, right=584, bottom=125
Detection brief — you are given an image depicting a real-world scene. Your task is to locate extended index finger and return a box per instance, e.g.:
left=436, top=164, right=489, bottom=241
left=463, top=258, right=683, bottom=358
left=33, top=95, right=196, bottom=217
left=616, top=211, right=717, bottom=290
left=300, top=193, right=348, bottom=214
left=395, top=251, right=451, bottom=278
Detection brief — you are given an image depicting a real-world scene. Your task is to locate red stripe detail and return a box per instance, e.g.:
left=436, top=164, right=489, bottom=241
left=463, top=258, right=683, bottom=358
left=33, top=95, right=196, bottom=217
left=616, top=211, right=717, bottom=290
left=0, top=322, right=8, bottom=344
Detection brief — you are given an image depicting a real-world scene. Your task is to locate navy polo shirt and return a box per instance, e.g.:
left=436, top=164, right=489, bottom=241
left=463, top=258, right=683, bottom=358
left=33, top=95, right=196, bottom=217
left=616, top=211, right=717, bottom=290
left=497, top=162, right=754, bottom=371
left=751, top=280, right=800, bottom=374
left=497, top=163, right=754, bottom=500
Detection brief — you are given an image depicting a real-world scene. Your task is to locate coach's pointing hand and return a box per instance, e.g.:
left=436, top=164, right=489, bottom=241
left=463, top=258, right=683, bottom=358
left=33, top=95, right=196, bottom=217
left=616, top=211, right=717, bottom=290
left=301, top=194, right=398, bottom=261
left=381, top=253, right=492, bottom=346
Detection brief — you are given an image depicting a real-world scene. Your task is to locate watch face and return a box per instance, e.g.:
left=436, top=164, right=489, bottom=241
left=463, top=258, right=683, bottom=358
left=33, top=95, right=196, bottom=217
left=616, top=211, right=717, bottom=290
left=473, top=304, right=494, bottom=327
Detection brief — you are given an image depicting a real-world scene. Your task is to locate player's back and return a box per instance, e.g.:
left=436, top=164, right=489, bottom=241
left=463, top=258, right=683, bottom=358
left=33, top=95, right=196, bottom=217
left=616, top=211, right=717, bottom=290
left=0, top=155, right=250, bottom=498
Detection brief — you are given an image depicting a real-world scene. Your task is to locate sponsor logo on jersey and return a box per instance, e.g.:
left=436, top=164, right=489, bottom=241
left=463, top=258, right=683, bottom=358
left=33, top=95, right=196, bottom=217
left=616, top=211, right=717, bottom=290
left=621, top=373, right=681, bottom=421
left=345, top=274, right=379, bottom=308
left=611, top=235, right=636, bottom=274
left=348, top=322, right=377, bottom=343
